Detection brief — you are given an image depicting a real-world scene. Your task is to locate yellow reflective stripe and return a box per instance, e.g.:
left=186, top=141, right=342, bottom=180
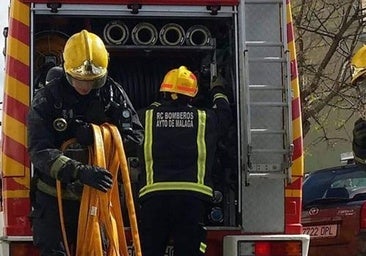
left=285, top=188, right=301, bottom=198
left=150, top=102, right=161, bottom=107
left=37, top=179, right=80, bottom=200
left=2, top=113, right=27, bottom=146
left=140, top=110, right=213, bottom=198
left=200, top=242, right=207, bottom=253
left=197, top=110, right=206, bottom=185
left=2, top=154, right=26, bottom=177
left=139, top=182, right=213, bottom=197
left=8, top=36, right=29, bottom=66
left=50, top=155, right=71, bottom=179
left=213, top=92, right=229, bottom=102
left=5, top=76, right=29, bottom=106
left=144, top=110, right=154, bottom=185
left=3, top=189, right=30, bottom=198
left=11, top=0, right=30, bottom=26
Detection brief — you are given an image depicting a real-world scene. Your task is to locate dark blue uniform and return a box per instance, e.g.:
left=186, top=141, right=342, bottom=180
left=27, top=69, right=143, bottom=256
left=138, top=87, right=232, bottom=256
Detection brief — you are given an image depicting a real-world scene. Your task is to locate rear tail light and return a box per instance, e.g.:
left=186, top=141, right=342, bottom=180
left=240, top=241, right=302, bottom=256
left=361, top=202, right=366, bottom=229
left=10, top=242, right=39, bottom=256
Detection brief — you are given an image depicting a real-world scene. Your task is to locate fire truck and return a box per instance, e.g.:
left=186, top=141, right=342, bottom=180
left=0, top=0, right=310, bottom=255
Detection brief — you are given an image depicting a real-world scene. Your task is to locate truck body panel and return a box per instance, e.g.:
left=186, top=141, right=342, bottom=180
left=0, top=0, right=309, bottom=255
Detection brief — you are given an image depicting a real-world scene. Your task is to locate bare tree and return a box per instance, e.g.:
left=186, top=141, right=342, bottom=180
left=292, top=0, right=365, bottom=145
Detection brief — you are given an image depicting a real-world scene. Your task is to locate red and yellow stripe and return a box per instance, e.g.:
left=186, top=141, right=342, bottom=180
left=285, top=0, right=304, bottom=234
left=1, top=0, right=31, bottom=236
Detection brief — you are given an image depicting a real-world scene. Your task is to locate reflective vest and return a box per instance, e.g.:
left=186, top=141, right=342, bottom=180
left=138, top=101, right=219, bottom=201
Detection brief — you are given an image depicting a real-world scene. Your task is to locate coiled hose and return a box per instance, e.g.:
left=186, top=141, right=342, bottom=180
left=103, top=21, right=129, bottom=45
left=57, top=123, right=142, bottom=256
left=159, top=23, right=185, bottom=46
left=185, top=25, right=211, bottom=46
left=131, top=22, right=158, bottom=46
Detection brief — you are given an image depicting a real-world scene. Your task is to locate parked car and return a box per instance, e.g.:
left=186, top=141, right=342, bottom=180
left=302, top=163, right=366, bottom=256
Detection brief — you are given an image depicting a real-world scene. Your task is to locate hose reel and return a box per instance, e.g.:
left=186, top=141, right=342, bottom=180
left=185, top=25, right=212, bottom=46
left=103, top=20, right=129, bottom=45
left=159, top=23, right=185, bottom=46
left=34, top=31, right=69, bottom=89
left=131, top=22, right=158, bottom=46
left=102, top=21, right=212, bottom=47
left=34, top=31, right=68, bottom=71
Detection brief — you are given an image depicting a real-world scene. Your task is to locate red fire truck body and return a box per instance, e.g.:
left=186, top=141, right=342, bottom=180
left=0, top=0, right=309, bottom=255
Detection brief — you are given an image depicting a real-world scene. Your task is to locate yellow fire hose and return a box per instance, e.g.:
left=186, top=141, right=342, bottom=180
left=56, top=123, right=142, bottom=256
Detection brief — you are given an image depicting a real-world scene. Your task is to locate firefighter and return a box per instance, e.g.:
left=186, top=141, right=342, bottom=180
left=351, top=45, right=366, bottom=165
left=27, top=30, right=143, bottom=256
left=138, top=66, right=232, bottom=256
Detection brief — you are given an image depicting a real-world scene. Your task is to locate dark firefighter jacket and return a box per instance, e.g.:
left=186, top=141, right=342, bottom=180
left=27, top=70, right=143, bottom=200
left=138, top=87, right=232, bottom=202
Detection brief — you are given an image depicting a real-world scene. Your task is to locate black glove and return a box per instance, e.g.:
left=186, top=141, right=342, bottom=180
left=353, top=118, right=366, bottom=164
left=74, top=119, right=94, bottom=146
left=76, top=164, right=113, bottom=192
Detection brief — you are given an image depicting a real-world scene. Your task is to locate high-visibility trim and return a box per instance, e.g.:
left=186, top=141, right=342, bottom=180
left=291, top=153, right=304, bottom=177
left=139, top=182, right=213, bottom=197
left=8, top=18, right=30, bottom=45
left=5, top=61, right=28, bottom=95
left=2, top=114, right=27, bottom=146
left=2, top=134, right=29, bottom=168
left=3, top=175, right=31, bottom=191
left=144, top=109, right=154, bottom=185
left=2, top=154, right=26, bottom=177
left=3, top=91, right=29, bottom=122
left=213, top=92, right=229, bottom=102
left=291, top=94, right=301, bottom=120
left=141, top=109, right=211, bottom=198
left=150, top=101, right=161, bottom=107
left=160, top=83, right=198, bottom=94
left=3, top=190, right=30, bottom=198
left=292, top=117, right=301, bottom=140
left=6, top=57, right=29, bottom=87
left=38, top=179, right=80, bottom=200
left=8, top=36, right=30, bottom=66
left=286, top=0, right=303, bottom=177
left=50, top=155, right=72, bottom=179
left=291, top=137, right=303, bottom=176
left=11, top=0, right=30, bottom=26
left=196, top=110, right=206, bottom=185
left=200, top=242, right=207, bottom=253
left=2, top=0, right=32, bottom=237
left=13, top=174, right=31, bottom=188
left=286, top=0, right=304, bottom=234
left=285, top=188, right=301, bottom=198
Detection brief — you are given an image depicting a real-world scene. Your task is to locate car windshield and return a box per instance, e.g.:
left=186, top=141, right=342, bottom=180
left=303, top=165, right=366, bottom=206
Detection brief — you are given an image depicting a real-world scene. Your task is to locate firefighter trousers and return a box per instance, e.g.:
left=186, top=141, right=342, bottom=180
left=30, top=190, right=80, bottom=256
left=139, top=194, right=207, bottom=256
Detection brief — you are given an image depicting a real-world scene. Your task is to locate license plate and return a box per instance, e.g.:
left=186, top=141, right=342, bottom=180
left=303, top=224, right=338, bottom=238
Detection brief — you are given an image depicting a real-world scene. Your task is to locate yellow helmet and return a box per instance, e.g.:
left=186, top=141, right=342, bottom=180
left=351, top=45, right=366, bottom=85
left=63, top=30, right=109, bottom=88
left=160, top=66, right=198, bottom=97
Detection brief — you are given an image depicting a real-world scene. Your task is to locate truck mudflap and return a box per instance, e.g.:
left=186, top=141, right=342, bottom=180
left=223, top=234, right=310, bottom=256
